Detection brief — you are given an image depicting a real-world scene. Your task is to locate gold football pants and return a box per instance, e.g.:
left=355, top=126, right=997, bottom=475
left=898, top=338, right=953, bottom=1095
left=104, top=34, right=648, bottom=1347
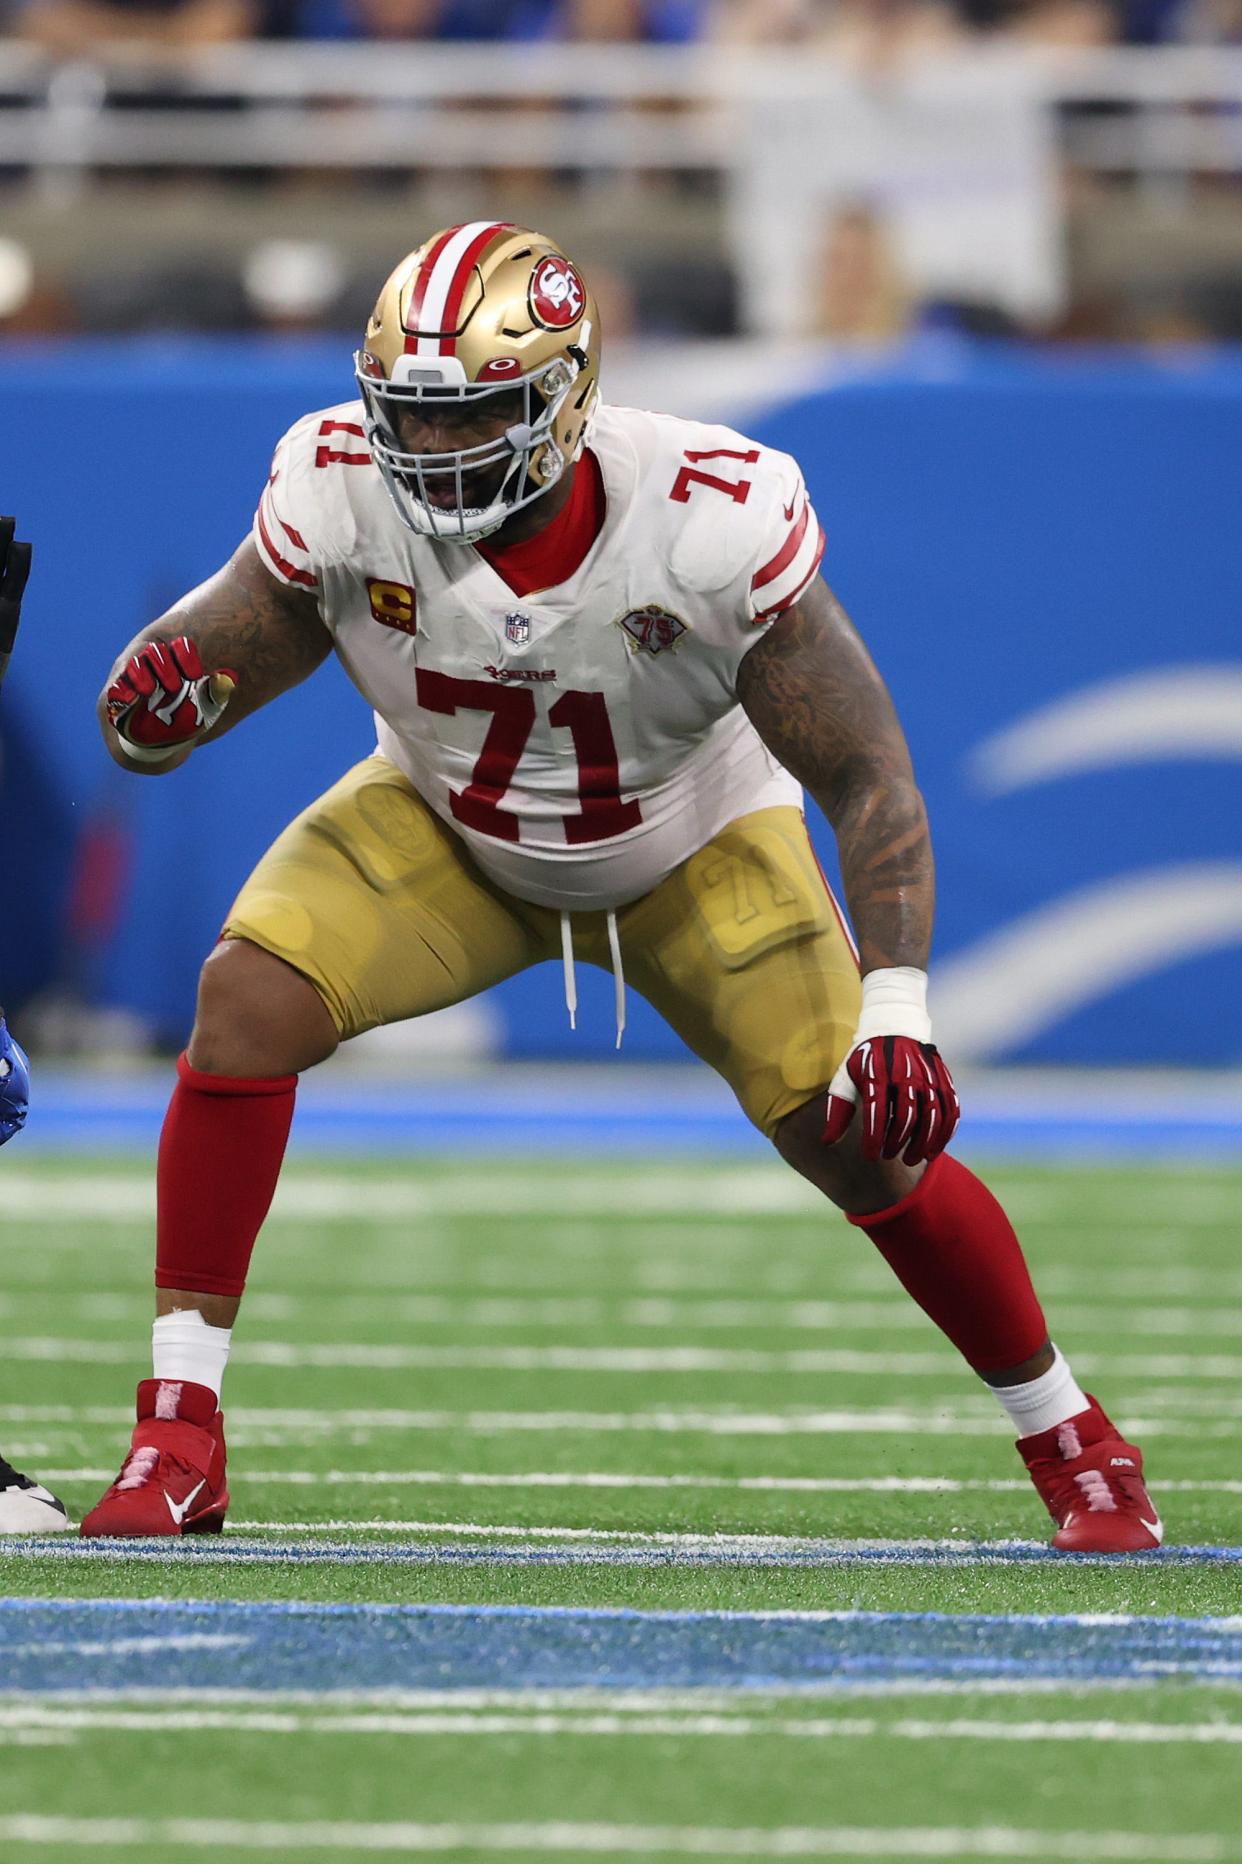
left=224, top=755, right=861, bottom=1138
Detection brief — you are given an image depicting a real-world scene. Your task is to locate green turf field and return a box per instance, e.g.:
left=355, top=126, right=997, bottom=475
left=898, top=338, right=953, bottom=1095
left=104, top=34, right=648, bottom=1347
left=1, top=1153, right=1240, bottom=1862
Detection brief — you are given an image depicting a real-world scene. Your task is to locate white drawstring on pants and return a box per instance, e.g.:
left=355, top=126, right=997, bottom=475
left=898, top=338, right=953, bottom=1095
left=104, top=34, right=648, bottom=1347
left=559, top=910, right=578, bottom=1032
left=559, top=909, right=626, bottom=1050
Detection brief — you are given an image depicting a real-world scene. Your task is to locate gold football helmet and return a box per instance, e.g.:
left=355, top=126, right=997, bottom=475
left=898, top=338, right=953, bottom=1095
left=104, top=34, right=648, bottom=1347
left=355, top=221, right=600, bottom=542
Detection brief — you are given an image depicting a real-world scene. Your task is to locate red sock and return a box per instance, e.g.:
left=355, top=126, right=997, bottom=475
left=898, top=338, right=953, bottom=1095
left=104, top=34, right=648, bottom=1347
left=155, top=1053, right=296, bottom=1298
left=848, top=1154, right=1047, bottom=1375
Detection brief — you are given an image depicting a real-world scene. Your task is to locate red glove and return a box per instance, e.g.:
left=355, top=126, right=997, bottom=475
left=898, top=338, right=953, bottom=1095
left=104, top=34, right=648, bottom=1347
left=823, top=967, right=960, bottom=1165
left=106, top=637, right=236, bottom=763
left=824, top=1034, right=959, bottom=1164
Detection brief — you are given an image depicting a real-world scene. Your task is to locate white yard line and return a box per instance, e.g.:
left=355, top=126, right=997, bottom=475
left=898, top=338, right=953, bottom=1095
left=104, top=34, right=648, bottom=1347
left=0, top=1173, right=828, bottom=1223
left=0, top=1816, right=1231, bottom=1858
left=32, top=1469, right=1033, bottom=1491
left=7, top=1337, right=1242, bottom=1380
left=32, top=1468, right=1242, bottom=1498
left=2, top=1636, right=250, bottom=1659
left=11, top=1292, right=1242, bottom=1335
left=0, top=1403, right=1220, bottom=1439
left=0, top=1682, right=1186, bottom=1709
left=214, top=1522, right=1060, bottom=1544
left=2, top=1170, right=1238, bottom=1227
left=3, top=1706, right=1242, bottom=1746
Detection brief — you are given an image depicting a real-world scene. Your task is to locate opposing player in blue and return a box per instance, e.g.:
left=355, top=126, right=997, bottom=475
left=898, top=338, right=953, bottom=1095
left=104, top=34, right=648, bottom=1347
left=0, top=520, right=72, bottom=1531
left=0, top=1014, right=70, bottom=1534
left=0, top=1010, right=30, bottom=1143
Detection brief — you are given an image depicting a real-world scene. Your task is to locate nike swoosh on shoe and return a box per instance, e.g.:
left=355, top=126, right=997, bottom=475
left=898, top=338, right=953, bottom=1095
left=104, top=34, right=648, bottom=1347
left=165, top=1479, right=206, bottom=1527
left=1140, top=1516, right=1164, bottom=1543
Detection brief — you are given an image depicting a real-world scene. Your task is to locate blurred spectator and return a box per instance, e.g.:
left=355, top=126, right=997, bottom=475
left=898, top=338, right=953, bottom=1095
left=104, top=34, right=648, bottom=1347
left=242, top=236, right=348, bottom=329
left=710, top=0, right=1210, bottom=44
left=561, top=0, right=703, bottom=37
left=958, top=0, right=1118, bottom=42
left=289, top=0, right=702, bottom=40
left=0, top=239, right=32, bottom=319
left=1171, top=0, right=1242, bottom=38
left=0, top=239, right=78, bottom=333
left=70, top=259, right=250, bottom=329
left=811, top=203, right=915, bottom=343
left=1123, top=275, right=1242, bottom=344
left=712, top=0, right=963, bottom=56
left=17, top=0, right=256, bottom=52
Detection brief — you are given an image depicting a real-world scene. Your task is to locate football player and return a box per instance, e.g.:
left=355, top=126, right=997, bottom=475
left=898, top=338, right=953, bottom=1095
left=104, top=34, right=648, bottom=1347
left=0, top=1010, right=71, bottom=1532
left=82, top=224, right=1160, bottom=1549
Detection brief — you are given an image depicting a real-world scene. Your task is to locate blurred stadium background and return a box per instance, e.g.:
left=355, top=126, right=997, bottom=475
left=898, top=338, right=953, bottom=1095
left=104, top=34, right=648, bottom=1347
left=2, top=0, right=1241, bottom=1155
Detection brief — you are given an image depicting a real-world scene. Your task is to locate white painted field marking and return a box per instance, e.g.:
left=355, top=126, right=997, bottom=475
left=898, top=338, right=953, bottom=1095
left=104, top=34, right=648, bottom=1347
left=3, top=1169, right=1237, bottom=1227
left=0, top=1338, right=973, bottom=1375
left=16, top=1289, right=1242, bottom=1334
left=1, top=1635, right=250, bottom=1659
left=34, top=1469, right=1242, bottom=1500
left=10, top=1337, right=1241, bottom=1381
left=0, top=1403, right=1222, bottom=1440
left=0, top=1815, right=1231, bottom=1857
left=222, top=1522, right=1060, bottom=1546
left=37, top=1468, right=1029, bottom=1492
left=0, top=1171, right=827, bottom=1224
left=0, top=1402, right=1005, bottom=1435
left=13, top=1250, right=1242, bottom=1309
left=5, top=1706, right=1242, bottom=1747
left=0, top=1681, right=1187, bottom=1710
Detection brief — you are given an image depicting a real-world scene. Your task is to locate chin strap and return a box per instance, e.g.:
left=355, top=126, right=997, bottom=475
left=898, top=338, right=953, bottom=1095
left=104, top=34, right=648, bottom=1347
left=559, top=910, right=626, bottom=1050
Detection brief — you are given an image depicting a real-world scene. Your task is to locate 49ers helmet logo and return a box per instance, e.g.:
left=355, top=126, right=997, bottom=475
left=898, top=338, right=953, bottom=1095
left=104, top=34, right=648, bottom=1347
left=529, top=257, right=586, bottom=330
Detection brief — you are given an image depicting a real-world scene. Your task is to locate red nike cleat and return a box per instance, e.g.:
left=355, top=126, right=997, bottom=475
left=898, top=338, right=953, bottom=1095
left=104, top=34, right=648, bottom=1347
left=79, top=1379, right=228, bottom=1537
left=1018, top=1396, right=1162, bottom=1553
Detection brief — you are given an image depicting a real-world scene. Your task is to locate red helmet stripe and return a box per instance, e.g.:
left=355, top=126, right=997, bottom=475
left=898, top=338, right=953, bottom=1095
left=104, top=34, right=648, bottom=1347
left=403, top=220, right=511, bottom=358
left=436, top=221, right=511, bottom=357
left=402, top=225, right=460, bottom=354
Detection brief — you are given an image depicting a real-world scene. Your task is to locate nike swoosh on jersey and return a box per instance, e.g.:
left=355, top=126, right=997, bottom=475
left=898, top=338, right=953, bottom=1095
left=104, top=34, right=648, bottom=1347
left=165, top=1479, right=206, bottom=1526
left=782, top=495, right=798, bottom=522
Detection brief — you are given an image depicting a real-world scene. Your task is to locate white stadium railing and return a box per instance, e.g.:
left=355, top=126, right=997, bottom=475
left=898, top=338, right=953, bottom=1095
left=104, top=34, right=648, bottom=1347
left=1, top=44, right=1241, bottom=169
left=0, top=44, right=1240, bottom=329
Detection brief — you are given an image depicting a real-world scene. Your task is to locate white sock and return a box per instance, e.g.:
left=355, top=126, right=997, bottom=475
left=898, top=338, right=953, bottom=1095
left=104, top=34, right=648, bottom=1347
left=989, top=1344, right=1089, bottom=1440
left=152, top=1310, right=232, bottom=1405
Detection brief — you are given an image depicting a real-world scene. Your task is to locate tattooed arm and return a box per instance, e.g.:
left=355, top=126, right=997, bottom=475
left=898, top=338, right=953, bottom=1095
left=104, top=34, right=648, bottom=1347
left=97, top=537, right=332, bottom=775
left=736, top=575, right=933, bottom=975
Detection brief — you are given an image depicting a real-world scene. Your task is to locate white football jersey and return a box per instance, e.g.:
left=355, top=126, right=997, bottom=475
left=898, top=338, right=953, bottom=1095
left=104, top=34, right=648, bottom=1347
left=254, top=400, right=825, bottom=911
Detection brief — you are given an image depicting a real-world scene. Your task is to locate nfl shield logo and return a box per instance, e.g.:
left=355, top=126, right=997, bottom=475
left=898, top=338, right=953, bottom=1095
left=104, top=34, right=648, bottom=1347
left=505, top=612, right=532, bottom=646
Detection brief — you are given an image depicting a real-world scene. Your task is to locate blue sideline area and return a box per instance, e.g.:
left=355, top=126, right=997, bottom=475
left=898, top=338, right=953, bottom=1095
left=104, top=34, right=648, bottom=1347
left=2, top=1596, right=1241, bottom=1694
left=13, top=1064, right=1242, bottom=1159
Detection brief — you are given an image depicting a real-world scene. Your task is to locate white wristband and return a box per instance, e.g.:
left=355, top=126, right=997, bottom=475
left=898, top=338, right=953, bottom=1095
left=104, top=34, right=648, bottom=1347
left=117, top=735, right=184, bottom=765
left=854, top=966, right=932, bottom=1045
